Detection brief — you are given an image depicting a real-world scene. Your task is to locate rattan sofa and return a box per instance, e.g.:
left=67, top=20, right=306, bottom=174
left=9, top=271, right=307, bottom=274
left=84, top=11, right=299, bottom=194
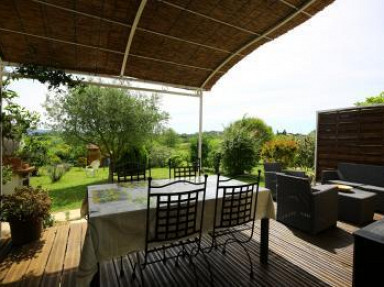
left=321, top=163, right=384, bottom=212
left=276, top=173, right=338, bottom=234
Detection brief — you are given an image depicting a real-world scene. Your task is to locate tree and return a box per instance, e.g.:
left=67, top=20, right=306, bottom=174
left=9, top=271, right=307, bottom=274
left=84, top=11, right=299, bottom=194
left=44, top=86, right=168, bottom=180
left=189, top=136, right=210, bottom=167
left=1, top=76, right=40, bottom=154
left=261, top=136, right=298, bottom=169
left=221, top=117, right=273, bottom=175
left=159, top=128, right=179, bottom=148
left=18, top=135, right=49, bottom=170
left=295, top=131, right=315, bottom=170
left=355, top=91, right=384, bottom=106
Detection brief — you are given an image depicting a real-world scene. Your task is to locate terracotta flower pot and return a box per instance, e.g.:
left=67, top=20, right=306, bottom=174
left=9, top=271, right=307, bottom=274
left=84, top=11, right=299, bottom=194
left=9, top=219, right=43, bottom=246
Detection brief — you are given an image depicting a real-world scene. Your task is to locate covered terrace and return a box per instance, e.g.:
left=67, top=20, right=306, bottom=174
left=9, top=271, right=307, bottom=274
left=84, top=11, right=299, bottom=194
left=0, top=0, right=365, bottom=287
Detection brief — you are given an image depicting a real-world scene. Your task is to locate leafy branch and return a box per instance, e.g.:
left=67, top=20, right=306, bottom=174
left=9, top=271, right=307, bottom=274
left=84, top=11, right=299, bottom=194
left=13, top=64, right=83, bottom=91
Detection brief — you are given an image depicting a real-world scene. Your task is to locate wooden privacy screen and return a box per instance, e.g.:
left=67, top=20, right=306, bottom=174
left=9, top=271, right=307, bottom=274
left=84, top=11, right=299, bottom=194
left=316, top=105, right=384, bottom=179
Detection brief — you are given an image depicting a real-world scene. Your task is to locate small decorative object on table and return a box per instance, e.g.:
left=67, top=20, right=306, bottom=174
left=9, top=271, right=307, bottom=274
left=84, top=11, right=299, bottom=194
left=0, top=186, right=52, bottom=245
left=337, top=185, right=354, bottom=193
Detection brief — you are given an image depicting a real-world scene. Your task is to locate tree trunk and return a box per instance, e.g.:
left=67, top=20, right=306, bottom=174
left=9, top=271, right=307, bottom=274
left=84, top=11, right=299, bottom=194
left=108, top=156, right=115, bottom=182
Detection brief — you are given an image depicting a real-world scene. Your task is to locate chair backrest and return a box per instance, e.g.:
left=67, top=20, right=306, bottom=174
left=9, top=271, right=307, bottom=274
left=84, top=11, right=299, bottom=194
left=169, top=159, right=200, bottom=179
left=213, top=171, right=261, bottom=230
left=146, top=175, right=208, bottom=245
left=338, top=162, right=384, bottom=187
left=263, top=162, right=282, bottom=173
left=276, top=173, right=312, bottom=228
left=173, top=165, right=198, bottom=178
left=113, top=161, right=148, bottom=182
left=276, top=173, right=311, bottom=197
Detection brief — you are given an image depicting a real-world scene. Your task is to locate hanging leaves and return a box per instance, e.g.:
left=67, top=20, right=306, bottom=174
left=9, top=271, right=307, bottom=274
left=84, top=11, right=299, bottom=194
left=13, top=64, right=83, bottom=91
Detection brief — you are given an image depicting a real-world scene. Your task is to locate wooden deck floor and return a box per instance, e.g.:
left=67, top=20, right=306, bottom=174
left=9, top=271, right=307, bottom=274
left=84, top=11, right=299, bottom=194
left=1, top=215, right=382, bottom=287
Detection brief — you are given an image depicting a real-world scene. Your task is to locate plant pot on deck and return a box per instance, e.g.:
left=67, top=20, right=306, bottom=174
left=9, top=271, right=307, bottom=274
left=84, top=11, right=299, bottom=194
left=9, top=219, right=43, bottom=246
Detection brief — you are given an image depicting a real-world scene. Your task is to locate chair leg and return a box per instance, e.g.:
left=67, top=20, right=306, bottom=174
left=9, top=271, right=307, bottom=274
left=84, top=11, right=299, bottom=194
left=120, top=256, right=124, bottom=277
left=237, top=242, right=254, bottom=278
left=162, top=246, right=167, bottom=264
left=131, top=262, right=137, bottom=282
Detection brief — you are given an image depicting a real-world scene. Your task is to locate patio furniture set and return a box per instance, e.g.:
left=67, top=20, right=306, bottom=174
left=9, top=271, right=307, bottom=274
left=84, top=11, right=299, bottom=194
left=265, top=162, right=383, bottom=234
left=78, top=164, right=275, bottom=287
left=265, top=161, right=384, bottom=287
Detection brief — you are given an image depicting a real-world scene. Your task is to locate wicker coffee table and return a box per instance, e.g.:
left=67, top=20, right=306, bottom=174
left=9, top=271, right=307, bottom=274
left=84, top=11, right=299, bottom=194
left=337, top=188, right=377, bottom=225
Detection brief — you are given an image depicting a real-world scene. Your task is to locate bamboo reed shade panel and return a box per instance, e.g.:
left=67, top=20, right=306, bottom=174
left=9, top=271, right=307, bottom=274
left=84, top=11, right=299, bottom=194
left=316, top=105, right=384, bottom=179
left=0, top=0, right=334, bottom=90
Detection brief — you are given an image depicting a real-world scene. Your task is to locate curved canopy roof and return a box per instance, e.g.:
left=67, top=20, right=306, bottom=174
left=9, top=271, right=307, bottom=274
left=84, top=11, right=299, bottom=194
left=0, top=0, right=334, bottom=91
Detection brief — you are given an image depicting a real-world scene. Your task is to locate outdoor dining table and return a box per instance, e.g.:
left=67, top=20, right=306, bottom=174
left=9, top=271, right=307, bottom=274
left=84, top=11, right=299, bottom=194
left=76, top=175, right=275, bottom=287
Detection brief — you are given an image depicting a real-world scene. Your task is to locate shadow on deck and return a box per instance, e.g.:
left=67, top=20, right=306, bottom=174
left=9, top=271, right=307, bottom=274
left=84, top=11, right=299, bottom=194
left=2, top=215, right=382, bottom=287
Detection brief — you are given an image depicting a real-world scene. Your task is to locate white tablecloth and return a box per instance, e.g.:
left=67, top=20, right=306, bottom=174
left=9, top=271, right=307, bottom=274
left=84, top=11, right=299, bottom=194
left=77, top=176, right=275, bottom=287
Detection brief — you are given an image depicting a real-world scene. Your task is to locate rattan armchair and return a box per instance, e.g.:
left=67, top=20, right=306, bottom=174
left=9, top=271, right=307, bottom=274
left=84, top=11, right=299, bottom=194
left=264, top=162, right=307, bottom=200
left=276, top=173, right=338, bottom=234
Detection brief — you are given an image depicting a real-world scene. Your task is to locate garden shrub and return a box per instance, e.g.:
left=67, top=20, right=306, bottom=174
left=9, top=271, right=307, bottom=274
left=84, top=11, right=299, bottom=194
left=189, top=137, right=210, bottom=167
left=77, top=157, right=87, bottom=167
left=47, top=164, right=66, bottom=183
left=295, top=133, right=315, bottom=170
left=261, top=137, right=299, bottom=169
left=148, top=144, right=172, bottom=167
left=221, top=128, right=256, bottom=175
left=221, top=117, right=273, bottom=175
left=116, top=147, right=148, bottom=167
left=168, top=151, right=190, bottom=167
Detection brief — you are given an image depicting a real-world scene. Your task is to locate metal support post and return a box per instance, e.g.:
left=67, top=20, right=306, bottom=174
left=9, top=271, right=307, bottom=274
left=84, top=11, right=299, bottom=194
left=198, top=90, right=203, bottom=172
left=0, top=57, right=3, bottom=238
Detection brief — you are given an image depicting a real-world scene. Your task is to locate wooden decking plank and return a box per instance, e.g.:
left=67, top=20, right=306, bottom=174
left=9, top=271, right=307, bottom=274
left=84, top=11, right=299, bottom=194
left=127, top=254, right=158, bottom=287
left=267, top=235, right=350, bottom=286
left=0, top=226, right=57, bottom=287
left=20, top=226, right=57, bottom=287
left=166, top=246, right=211, bottom=287
left=100, top=259, right=120, bottom=287
left=61, top=223, right=84, bottom=287
left=264, top=221, right=353, bottom=266
left=112, top=256, right=141, bottom=287
left=1, top=246, right=34, bottom=287
left=143, top=252, right=178, bottom=287
left=265, top=229, right=352, bottom=286
left=40, top=224, right=70, bottom=287
left=3, top=214, right=383, bottom=287
left=0, top=236, right=11, bottom=261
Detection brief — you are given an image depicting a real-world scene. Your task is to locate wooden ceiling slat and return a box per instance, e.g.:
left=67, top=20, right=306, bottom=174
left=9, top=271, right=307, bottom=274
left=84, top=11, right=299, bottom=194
left=0, top=0, right=335, bottom=90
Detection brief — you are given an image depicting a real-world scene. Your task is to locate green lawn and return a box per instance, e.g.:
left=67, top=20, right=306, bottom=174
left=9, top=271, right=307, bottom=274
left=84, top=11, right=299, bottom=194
left=30, top=166, right=170, bottom=212
left=30, top=166, right=265, bottom=212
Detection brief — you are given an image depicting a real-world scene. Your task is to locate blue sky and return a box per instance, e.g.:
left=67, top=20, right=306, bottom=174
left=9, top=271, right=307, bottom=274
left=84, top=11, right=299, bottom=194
left=9, top=0, right=384, bottom=134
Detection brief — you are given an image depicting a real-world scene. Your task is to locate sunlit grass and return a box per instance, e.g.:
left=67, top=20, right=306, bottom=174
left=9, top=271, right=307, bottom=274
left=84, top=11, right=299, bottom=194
left=30, top=165, right=268, bottom=212
left=30, top=166, right=169, bottom=212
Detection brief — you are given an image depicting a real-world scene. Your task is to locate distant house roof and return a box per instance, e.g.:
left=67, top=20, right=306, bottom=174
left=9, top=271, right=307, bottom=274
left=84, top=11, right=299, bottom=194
left=87, top=144, right=100, bottom=151
left=0, top=0, right=335, bottom=91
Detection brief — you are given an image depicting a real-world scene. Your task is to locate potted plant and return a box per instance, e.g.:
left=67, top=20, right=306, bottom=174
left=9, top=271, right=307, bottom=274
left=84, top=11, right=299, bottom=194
left=0, top=186, right=52, bottom=245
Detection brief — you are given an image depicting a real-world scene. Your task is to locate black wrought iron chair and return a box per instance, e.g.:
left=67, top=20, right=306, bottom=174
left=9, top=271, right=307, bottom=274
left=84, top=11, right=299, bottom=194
left=169, top=158, right=200, bottom=179
left=131, top=174, right=208, bottom=285
left=112, top=161, right=150, bottom=182
left=207, top=170, right=261, bottom=278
